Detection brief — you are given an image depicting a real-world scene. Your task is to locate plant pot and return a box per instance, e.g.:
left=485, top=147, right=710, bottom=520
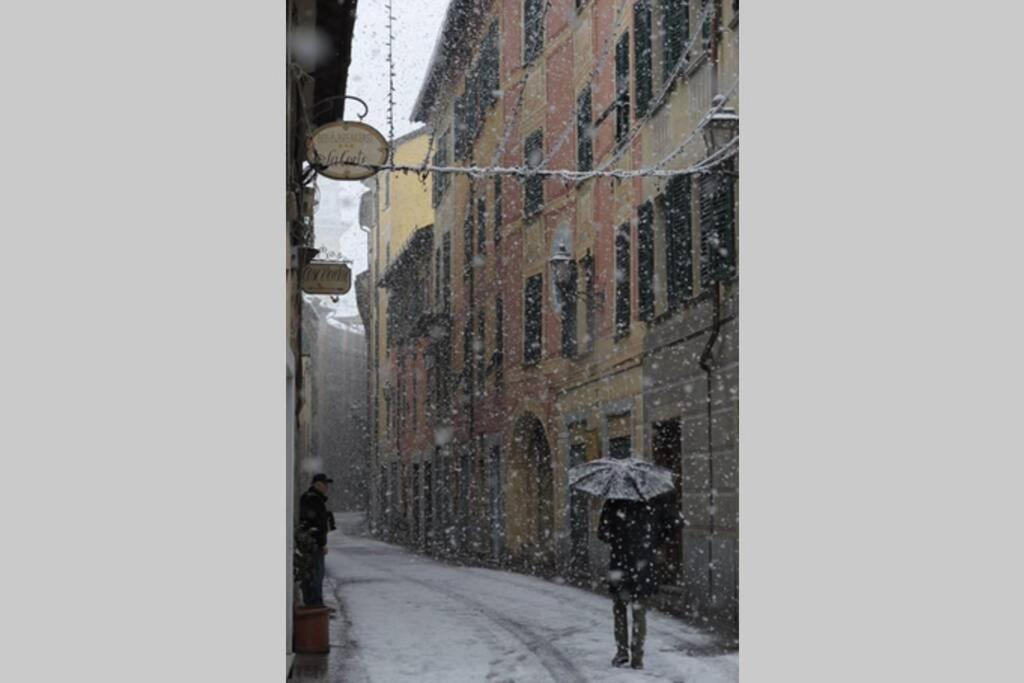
left=293, top=606, right=330, bottom=654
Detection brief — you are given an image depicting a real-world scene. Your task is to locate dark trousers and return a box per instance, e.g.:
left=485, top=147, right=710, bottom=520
left=613, top=595, right=647, bottom=658
left=301, top=548, right=325, bottom=606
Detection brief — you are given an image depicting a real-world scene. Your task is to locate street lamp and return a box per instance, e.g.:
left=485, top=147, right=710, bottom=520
left=549, top=242, right=575, bottom=315
left=703, top=94, right=739, bottom=155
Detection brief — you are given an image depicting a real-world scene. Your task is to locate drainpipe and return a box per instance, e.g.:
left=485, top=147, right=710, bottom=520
left=698, top=281, right=723, bottom=612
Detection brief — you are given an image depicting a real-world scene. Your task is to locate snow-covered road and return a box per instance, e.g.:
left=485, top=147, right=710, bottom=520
left=320, top=528, right=738, bottom=683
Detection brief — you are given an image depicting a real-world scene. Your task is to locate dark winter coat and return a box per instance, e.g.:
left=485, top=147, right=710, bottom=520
left=299, top=487, right=331, bottom=548
left=597, top=496, right=682, bottom=599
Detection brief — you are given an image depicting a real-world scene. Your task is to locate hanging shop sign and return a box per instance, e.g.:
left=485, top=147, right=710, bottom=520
left=301, top=261, right=352, bottom=295
left=306, top=121, right=389, bottom=181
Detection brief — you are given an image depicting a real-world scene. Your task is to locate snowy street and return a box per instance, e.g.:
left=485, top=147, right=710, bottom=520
left=292, top=516, right=737, bottom=683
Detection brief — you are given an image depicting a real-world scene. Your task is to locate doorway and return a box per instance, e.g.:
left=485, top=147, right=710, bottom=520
left=653, top=418, right=683, bottom=585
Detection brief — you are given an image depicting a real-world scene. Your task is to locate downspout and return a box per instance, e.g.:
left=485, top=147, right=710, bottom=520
left=698, top=0, right=725, bottom=614
left=699, top=281, right=723, bottom=610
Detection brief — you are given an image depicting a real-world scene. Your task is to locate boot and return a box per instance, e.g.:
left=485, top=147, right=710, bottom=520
left=630, top=601, right=646, bottom=669
left=612, top=598, right=630, bottom=667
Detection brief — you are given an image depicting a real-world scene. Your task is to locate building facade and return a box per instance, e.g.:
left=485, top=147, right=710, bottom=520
left=286, top=0, right=358, bottom=666
left=365, top=0, right=738, bottom=631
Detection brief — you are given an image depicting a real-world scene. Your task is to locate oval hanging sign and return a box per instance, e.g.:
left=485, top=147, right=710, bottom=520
left=301, top=261, right=352, bottom=295
left=306, top=121, right=389, bottom=181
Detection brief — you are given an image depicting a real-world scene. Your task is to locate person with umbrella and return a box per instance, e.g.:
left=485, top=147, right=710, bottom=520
left=570, top=455, right=682, bottom=669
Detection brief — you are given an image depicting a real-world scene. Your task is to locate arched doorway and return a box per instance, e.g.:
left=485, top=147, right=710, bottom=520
left=507, top=413, right=555, bottom=573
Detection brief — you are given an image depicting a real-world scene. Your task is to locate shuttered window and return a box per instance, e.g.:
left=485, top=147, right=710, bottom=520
left=524, top=274, right=543, bottom=364
left=524, top=0, right=545, bottom=65
left=432, top=130, right=450, bottom=207
left=699, top=172, right=737, bottom=287
left=477, top=197, right=487, bottom=254
left=524, top=130, right=544, bottom=218
left=463, top=210, right=474, bottom=277
left=633, top=0, right=654, bottom=118
left=663, top=0, right=689, bottom=84
left=665, top=174, right=693, bottom=308
left=493, top=177, right=503, bottom=245
left=577, top=86, right=593, bottom=172
left=481, top=22, right=500, bottom=109
left=615, top=34, right=631, bottom=144
left=442, top=233, right=452, bottom=315
left=582, top=254, right=595, bottom=353
left=615, top=223, right=632, bottom=336
left=560, top=260, right=578, bottom=357
left=494, top=296, right=504, bottom=385
left=476, top=314, right=486, bottom=391
left=637, top=201, right=656, bottom=321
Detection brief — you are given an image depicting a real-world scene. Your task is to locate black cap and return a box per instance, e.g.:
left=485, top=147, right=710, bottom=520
left=312, top=474, right=334, bottom=484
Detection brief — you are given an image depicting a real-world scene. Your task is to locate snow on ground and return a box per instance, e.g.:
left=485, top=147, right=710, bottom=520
left=319, top=524, right=738, bottom=683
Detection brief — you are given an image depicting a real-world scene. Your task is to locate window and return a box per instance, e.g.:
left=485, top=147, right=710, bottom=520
left=609, top=435, right=632, bottom=459
left=494, top=296, right=504, bottom=385
left=665, top=174, right=693, bottom=308
left=463, top=318, right=473, bottom=399
left=524, top=0, right=545, bottom=65
left=702, top=0, right=713, bottom=51
left=615, top=223, right=632, bottom=336
left=698, top=171, right=737, bottom=287
left=493, top=177, right=503, bottom=245
left=663, top=0, right=689, bottom=84
left=442, top=233, right=452, bottom=315
left=524, top=274, right=543, bottom=364
left=633, top=0, right=654, bottom=118
left=463, top=210, right=474, bottom=275
left=435, top=246, right=441, bottom=310
left=637, top=201, right=656, bottom=321
left=560, top=260, right=578, bottom=357
left=432, top=130, right=450, bottom=207
left=614, top=33, right=631, bottom=144
left=383, top=173, right=391, bottom=209
left=481, top=22, right=500, bottom=108
left=581, top=254, right=595, bottom=354
left=476, top=314, right=486, bottom=392
left=523, top=130, right=544, bottom=218
left=456, top=22, right=500, bottom=160
left=576, top=86, right=593, bottom=172
left=477, top=197, right=487, bottom=254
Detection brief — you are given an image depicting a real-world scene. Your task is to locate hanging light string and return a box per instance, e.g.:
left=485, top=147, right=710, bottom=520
left=386, top=0, right=396, bottom=164
left=337, top=133, right=736, bottom=180
left=596, top=0, right=719, bottom=173
left=362, top=0, right=737, bottom=182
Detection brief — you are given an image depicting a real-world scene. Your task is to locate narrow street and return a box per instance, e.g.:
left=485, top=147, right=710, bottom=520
left=292, top=514, right=738, bottom=683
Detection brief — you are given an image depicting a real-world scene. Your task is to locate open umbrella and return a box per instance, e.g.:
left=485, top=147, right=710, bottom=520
left=567, top=457, right=675, bottom=501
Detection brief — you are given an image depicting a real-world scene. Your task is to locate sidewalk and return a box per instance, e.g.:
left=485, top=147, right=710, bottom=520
left=289, top=512, right=369, bottom=682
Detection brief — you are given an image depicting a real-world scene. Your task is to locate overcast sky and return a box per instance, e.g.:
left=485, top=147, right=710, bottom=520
left=314, top=0, right=449, bottom=322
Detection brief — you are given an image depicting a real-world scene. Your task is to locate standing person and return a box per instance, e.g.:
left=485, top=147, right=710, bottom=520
left=298, top=473, right=333, bottom=607
left=597, top=494, right=682, bottom=669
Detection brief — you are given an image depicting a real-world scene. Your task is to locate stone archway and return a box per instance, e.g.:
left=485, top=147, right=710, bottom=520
left=506, top=412, right=555, bottom=573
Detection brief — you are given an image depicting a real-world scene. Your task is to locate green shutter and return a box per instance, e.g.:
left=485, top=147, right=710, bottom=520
left=615, top=223, right=631, bottom=335
left=615, top=34, right=631, bottom=143
left=663, top=0, right=689, bottom=84
left=638, top=201, right=655, bottom=320
left=577, top=86, right=593, bottom=172
left=633, top=0, right=654, bottom=117
left=665, top=174, right=693, bottom=308
left=699, top=172, right=737, bottom=286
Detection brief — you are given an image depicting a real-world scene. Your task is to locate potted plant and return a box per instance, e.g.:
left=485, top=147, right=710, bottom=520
left=292, top=523, right=330, bottom=654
